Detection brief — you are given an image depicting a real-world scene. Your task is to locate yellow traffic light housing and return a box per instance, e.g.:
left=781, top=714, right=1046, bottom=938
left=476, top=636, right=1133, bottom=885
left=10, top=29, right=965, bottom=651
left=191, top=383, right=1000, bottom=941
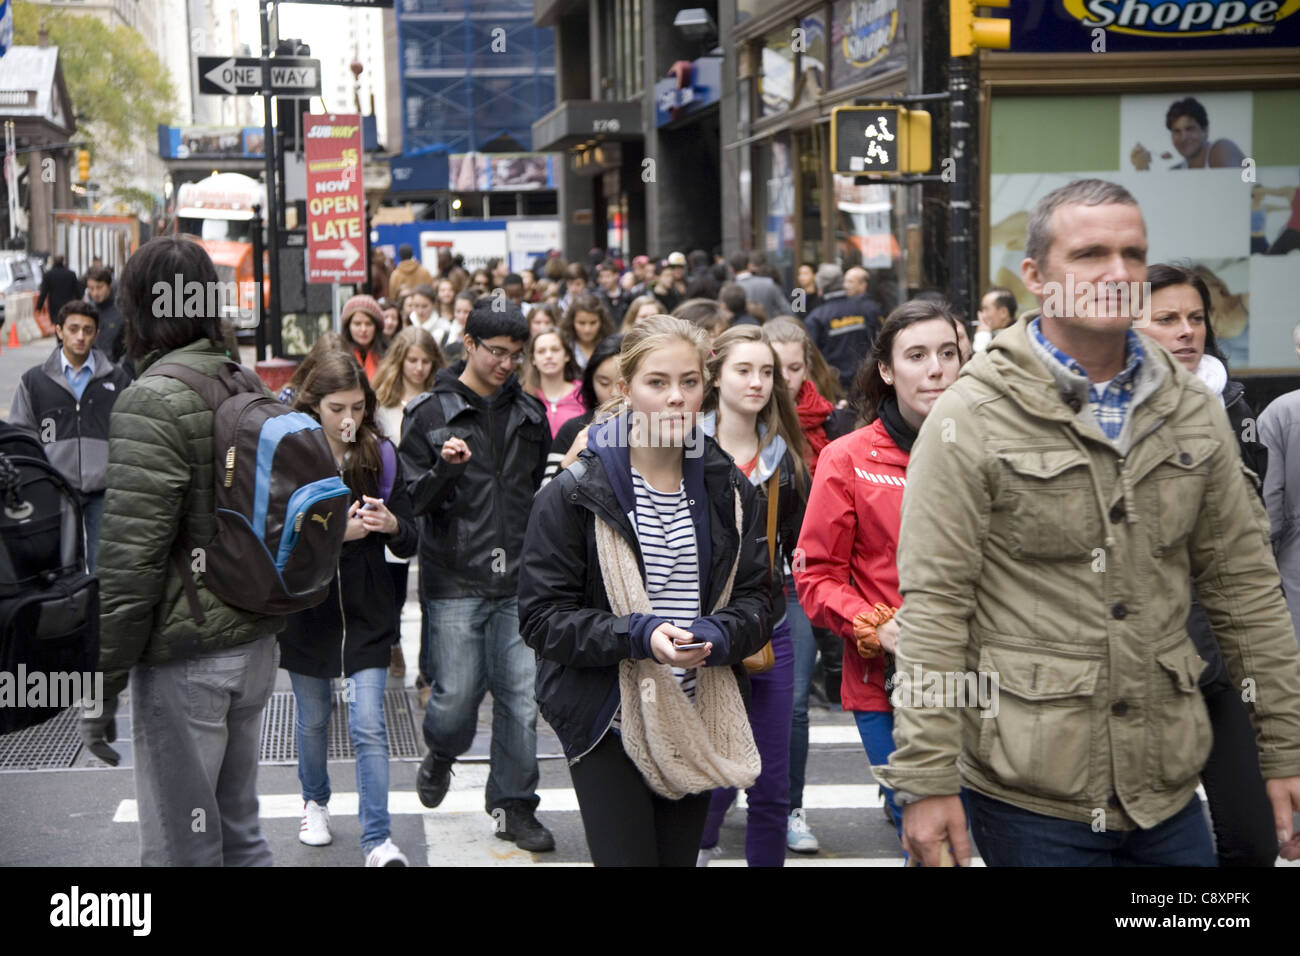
left=76, top=149, right=90, bottom=182
left=901, top=108, right=931, bottom=174
left=831, top=106, right=932, bottom=176
left=951, top=0, right=1012, bottom=57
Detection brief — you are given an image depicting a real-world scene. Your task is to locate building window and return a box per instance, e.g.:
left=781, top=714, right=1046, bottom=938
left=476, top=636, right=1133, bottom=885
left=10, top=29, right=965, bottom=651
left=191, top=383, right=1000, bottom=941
left=758, top=28, right=794, bottom=117
left=801, top=9, right=827, bottom=96
left=834, top=175, right=902, bottom=314
left=756, top=133, right=795, bottom=273
left=602, top=0, right=642, bottom=101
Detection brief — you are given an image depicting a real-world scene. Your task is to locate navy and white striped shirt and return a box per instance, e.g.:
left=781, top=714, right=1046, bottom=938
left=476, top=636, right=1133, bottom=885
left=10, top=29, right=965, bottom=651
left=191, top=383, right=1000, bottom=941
left=615, top=468, right=700, bottom=725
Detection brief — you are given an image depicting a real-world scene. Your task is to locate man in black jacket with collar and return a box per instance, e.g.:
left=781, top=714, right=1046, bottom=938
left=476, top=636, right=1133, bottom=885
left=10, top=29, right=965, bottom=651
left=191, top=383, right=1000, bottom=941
left=399, top=300, right=556, bottom=851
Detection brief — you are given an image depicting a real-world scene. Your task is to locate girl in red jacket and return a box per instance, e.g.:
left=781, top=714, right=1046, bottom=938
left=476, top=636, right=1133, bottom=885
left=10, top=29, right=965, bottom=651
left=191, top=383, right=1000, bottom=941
left=794, top=299, right=962, bottom=839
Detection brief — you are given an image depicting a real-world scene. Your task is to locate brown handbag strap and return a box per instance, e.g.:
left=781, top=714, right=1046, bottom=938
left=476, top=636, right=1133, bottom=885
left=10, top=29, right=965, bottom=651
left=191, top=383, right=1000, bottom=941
left=765, top=470, right=779, bottom=570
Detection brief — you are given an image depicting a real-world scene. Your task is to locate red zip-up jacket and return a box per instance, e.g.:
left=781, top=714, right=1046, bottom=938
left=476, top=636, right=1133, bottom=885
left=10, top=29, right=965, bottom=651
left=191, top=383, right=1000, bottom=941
left=794, top=417, right=906, bottom=712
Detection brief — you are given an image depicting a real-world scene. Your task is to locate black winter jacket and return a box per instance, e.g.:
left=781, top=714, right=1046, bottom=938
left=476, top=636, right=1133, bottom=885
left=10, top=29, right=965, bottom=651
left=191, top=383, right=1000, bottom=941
left=756, top=447, right=807, bottom=612
left=36, top=265, right=82, bottom=320
left=93, top=289, right=127, bottom=366
left=399, top=363, right=550, bottom=599
left=1186, top=378, right=1269, bottom=688
left=517, top=422, right=774, bottom=764
left=698, top=410, right=807, bottom=614
left=279, top=440, right=418, bottom=678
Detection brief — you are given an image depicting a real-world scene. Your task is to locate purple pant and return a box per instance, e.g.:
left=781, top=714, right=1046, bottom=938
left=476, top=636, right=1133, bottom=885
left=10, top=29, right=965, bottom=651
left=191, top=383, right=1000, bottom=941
left=700, top=619, right=794, bottom=866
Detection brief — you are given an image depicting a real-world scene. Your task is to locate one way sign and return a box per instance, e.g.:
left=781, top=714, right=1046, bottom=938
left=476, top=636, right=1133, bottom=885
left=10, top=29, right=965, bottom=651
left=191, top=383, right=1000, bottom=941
left=197, top=56, right=323, bottom=96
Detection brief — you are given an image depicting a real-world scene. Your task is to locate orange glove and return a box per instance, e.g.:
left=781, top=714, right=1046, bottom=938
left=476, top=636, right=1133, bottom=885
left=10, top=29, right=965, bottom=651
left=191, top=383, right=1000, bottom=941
left=852, top=603, right=897, bottom=660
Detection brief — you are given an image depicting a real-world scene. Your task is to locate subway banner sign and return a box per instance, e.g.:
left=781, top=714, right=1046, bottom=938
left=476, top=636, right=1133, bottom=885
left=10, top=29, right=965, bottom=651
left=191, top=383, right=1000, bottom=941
left=304, top=114, right=367, bottom=284
left=1009, top=0, right=1300, bottom=52
left=831, top=106, right=931, bottom=175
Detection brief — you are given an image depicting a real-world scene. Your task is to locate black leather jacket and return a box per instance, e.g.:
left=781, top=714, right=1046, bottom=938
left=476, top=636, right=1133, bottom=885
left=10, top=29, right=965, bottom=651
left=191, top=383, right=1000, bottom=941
left=399, top=364, right=550, bottom=599
left=1187, top=379, right=1269, bottom=688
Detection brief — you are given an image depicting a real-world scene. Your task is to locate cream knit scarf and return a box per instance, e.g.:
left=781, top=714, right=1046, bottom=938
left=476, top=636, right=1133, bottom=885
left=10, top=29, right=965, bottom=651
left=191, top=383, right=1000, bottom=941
left=594, top=487, right=761, bottom=800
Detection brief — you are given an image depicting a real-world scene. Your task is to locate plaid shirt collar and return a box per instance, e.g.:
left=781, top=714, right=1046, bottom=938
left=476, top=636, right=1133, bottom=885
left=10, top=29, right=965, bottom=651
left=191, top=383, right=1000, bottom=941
left=1029, top=317, right=1145, bottom=440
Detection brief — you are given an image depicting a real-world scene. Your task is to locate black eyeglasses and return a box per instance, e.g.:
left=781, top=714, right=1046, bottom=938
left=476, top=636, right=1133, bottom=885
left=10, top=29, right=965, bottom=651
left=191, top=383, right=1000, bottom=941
left=473, top=340, right=526, bottom=366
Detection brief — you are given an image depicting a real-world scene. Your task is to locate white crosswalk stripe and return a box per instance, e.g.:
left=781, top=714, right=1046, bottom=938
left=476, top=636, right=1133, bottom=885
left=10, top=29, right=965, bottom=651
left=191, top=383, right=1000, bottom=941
left=111, top=782, right=887, bottom=823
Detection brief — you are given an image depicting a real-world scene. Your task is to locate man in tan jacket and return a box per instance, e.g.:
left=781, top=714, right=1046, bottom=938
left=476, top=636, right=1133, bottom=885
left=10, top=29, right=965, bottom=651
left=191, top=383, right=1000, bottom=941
left=387, top=243, right=434, bottom=300
left=875, top=178, right=1300, bottom=866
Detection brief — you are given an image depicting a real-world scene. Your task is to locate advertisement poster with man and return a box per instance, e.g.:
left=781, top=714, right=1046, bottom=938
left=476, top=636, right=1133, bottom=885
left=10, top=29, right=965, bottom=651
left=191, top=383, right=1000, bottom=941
left=988, top=88, right=1300, bottom=372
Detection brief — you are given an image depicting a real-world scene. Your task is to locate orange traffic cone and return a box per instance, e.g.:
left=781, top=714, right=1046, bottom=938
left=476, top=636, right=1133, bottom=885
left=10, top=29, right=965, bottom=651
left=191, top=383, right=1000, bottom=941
left=6, top=320, right=18, bottom=350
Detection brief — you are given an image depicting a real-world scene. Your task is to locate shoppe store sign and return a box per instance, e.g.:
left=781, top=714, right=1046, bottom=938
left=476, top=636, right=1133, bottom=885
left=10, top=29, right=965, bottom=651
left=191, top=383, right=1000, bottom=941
left=830, top=0, right=906, bottom=89
left=1010, top=0, right=1300, bottom=51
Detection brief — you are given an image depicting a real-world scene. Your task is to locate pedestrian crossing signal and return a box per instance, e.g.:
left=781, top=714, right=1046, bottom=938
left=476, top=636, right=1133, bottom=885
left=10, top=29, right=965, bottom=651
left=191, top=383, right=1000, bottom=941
left=76, top=149, right=89, bottom=182
left=951, top=0, right=1012, bottom=57
left=831, top=106, right=931, bottom=176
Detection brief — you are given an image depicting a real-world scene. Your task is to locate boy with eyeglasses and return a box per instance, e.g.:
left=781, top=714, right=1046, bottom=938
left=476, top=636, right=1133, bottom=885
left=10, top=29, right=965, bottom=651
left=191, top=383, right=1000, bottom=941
left=399, top=300, right=556, bottom=851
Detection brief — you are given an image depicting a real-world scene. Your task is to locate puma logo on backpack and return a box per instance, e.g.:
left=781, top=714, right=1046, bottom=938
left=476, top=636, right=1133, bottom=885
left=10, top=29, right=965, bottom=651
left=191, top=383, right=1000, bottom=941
left=143, top=361, right=350, bottom=620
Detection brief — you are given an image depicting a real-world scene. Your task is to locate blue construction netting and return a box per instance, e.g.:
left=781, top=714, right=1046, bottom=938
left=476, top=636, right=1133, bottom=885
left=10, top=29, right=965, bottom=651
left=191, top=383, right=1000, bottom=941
left=397, top=0, right=556, bottom=154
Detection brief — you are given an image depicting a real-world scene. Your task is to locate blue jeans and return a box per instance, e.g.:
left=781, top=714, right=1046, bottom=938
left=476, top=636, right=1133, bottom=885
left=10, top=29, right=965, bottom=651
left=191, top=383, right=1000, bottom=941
left=290, top=668, right=391, bottom=853
left=82, top=490, right=105, bottom=572
left=855, top=709, right=903, bottom=838
left=967, top=789, right=1216, bottom=866
left=422, top=595, right=540, bottom=811
left=786, top=579, right=818, bottom=811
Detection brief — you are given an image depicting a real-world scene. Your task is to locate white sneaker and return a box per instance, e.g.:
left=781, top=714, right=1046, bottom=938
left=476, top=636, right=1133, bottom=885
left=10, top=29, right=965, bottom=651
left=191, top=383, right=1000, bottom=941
left=786, top=808, right=820, bottom=853
left=696, top=845, right=724, bottom=867
left=365, top=838, right=409, bottom=867
left=299, top=800, right=332, bottom=846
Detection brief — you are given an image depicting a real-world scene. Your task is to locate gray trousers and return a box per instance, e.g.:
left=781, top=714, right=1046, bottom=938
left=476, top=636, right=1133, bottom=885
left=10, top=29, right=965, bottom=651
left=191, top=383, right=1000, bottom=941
left=129, top=635, right=278, bottom=866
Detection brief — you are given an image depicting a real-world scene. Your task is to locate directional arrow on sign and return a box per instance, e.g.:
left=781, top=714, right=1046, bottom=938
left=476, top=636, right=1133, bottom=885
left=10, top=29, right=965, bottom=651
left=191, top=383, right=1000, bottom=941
left=197, top=56, right=323, bottom=96
left=317, top=239, right=361, bottom=270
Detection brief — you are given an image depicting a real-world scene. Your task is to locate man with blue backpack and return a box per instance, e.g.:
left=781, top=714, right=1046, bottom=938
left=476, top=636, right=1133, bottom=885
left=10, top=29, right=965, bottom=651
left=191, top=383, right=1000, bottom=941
left=80, top=236, right=349, bottom=866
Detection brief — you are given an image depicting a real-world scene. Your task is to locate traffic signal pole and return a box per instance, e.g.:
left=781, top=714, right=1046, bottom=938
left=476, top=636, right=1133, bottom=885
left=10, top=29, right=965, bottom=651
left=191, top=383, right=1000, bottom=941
left=947, top=0, right=1010, bottom=321
left=948, top=53, right=974, bottom=320
left=259, top=0, right=283, bottom=359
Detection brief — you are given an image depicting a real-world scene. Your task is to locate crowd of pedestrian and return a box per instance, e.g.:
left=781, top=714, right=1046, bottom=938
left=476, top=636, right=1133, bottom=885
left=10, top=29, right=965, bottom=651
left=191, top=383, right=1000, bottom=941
left=7, top=175, right=1300, bottom=869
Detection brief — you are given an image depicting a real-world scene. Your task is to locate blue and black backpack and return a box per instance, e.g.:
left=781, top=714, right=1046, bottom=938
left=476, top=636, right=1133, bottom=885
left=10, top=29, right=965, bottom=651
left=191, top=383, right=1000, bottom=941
left=143, top=361, right=350, bottom=620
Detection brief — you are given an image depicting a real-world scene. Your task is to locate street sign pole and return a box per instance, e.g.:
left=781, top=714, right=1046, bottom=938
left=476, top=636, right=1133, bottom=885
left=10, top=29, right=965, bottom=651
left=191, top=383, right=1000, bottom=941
left=259, top=0, right=283, bottom=359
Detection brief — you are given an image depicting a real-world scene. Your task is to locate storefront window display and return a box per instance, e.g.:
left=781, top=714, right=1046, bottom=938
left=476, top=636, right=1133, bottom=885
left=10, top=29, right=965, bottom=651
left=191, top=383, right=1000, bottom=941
left=988, top=89, right=1300, bottom=372
left=759, top=28, right=796, bottom=117
left=834, top=175, right=902, bottom=314
left=800, top=10, right=828, bottom=96
left=829, top=0, right=906, bottom=91
left=759, top=133, right=797, bottom=282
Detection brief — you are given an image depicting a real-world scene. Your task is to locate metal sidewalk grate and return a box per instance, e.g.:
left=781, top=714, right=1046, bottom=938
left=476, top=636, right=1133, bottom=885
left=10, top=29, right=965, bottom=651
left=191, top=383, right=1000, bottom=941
left=0, top=707, right=82, bottom=770
left=258, top=689, right=422, bottom=764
